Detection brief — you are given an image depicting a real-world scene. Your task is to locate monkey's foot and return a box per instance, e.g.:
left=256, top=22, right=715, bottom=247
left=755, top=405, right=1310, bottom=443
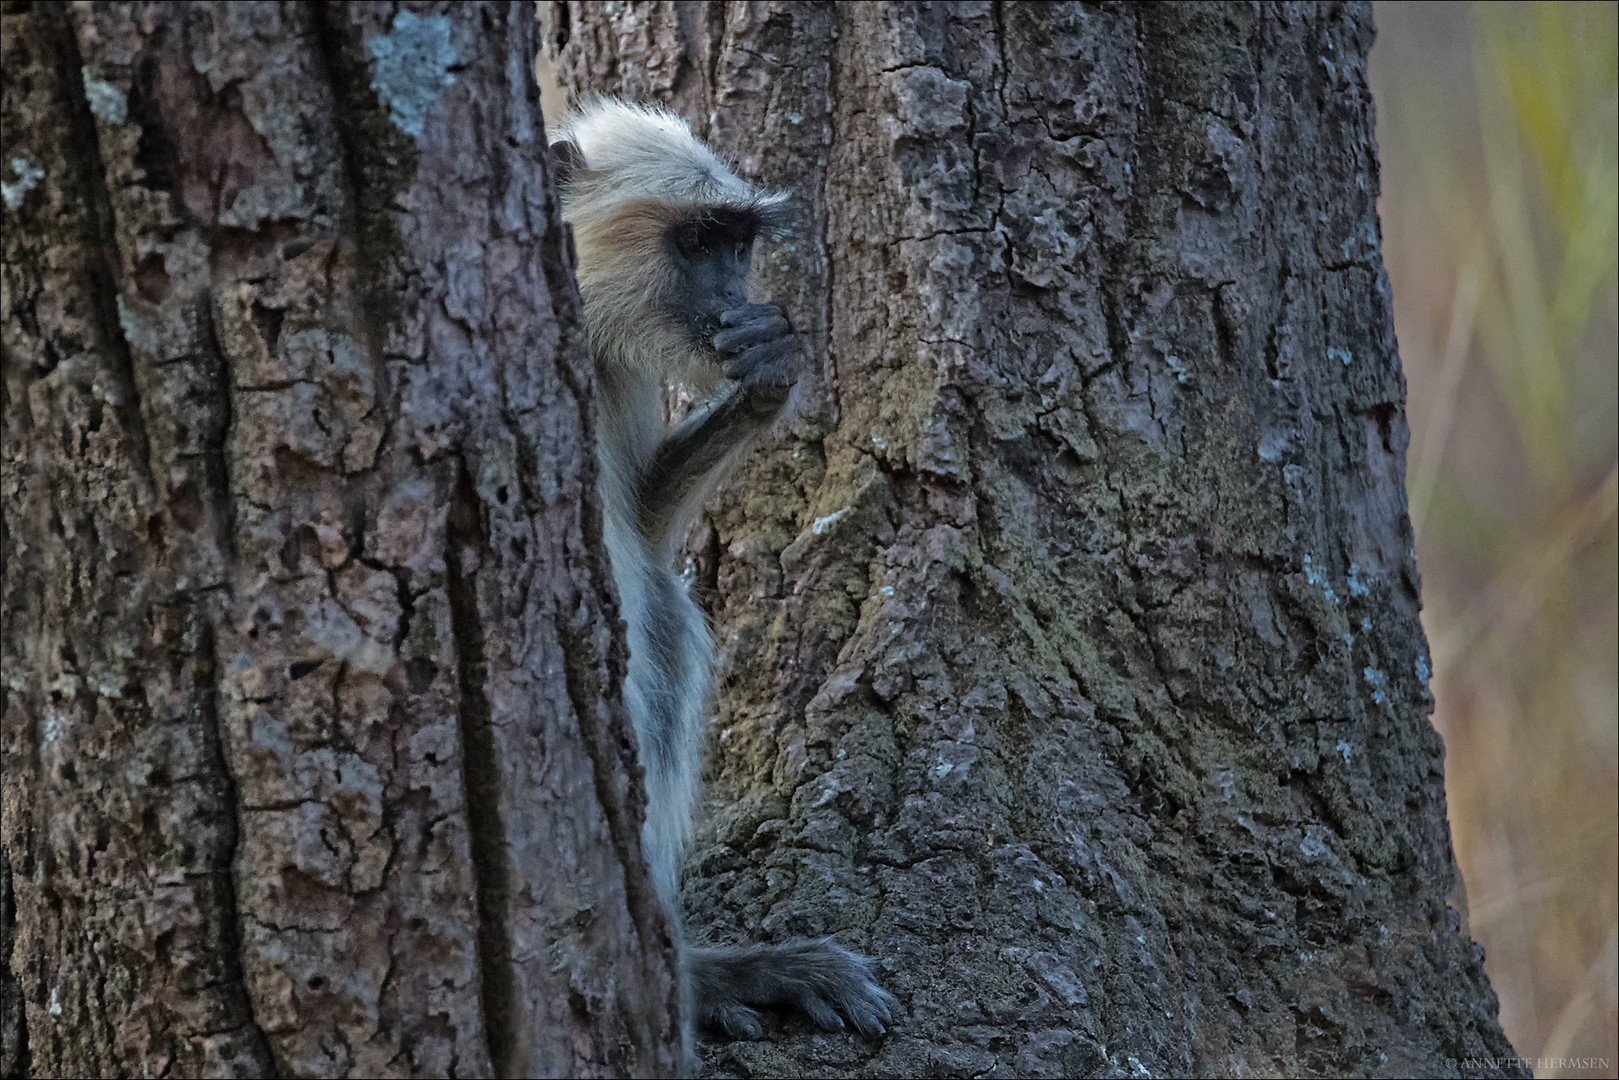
left=689, top=937, right=896, bottom=1040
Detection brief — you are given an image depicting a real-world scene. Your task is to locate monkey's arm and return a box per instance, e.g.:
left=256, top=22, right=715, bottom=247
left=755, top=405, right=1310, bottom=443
left=636, top=303, right=801, bottom=549
left=637, top=391, right=773, bottom=548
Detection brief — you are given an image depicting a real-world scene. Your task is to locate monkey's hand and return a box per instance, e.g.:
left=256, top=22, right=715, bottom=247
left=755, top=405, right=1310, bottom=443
left=713, top=302, right=803, bottom=414
left=637, top=304, right=802, bottom=547
left=689, top=937, right=896, bottom=1041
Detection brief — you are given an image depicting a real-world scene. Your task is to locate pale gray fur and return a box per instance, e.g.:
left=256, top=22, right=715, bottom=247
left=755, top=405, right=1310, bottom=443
left=560, top=97, right=764, bottom=902
left=557, top=98, right=781, bottom=211
left=554, top=97, right=894, bottom=1051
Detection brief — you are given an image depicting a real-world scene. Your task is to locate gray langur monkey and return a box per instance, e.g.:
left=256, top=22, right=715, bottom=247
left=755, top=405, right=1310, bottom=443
left=548, top=99, right=895, bottom=1044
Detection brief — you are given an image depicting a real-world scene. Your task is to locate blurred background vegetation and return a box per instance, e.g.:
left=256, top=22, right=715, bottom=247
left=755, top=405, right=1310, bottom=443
left=1372, top=2, right=1618, bottom=1072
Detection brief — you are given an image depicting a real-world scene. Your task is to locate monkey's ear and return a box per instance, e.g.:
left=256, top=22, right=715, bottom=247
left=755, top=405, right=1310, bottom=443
left=548, top=139, right=585, bottom=189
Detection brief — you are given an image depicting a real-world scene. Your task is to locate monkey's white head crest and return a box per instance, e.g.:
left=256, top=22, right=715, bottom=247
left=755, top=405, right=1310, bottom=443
left=554, top=97, right=788, bottom=222
left=551, top=97, right=790, bottom=379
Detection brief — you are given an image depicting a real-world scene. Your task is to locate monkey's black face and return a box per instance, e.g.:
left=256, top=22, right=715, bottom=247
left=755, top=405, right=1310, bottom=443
left=666, top=206, right=760, bottom=350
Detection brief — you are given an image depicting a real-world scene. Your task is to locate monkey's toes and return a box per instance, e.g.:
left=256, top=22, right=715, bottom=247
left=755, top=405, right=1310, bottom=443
left=790, top=941, right=896, bottom=1037
left=854, top=987, right=897, bottom=1036
left=821, top=979, right=895, bottom=1037
left=799, top=994, right=846, bottom=1032
left=690, top=936, right=895, bottom=1041
left=705, top=1001, right=764, bottom=1041
left=796, top=993, right=889, bottom=1037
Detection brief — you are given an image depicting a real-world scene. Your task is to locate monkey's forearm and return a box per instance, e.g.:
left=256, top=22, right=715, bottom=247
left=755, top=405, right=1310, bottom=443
left=637, top=387, right=776, bottom=549
left=637, top=302, right=801, bottom=547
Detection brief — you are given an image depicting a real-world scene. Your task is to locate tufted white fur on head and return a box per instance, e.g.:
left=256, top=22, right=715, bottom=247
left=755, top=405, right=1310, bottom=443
left=556, top=97, right=785, bottom=213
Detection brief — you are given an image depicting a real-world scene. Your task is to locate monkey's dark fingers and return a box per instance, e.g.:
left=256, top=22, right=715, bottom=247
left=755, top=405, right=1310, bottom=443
left=713, top=313, right=791, bottom=353
left=718, top=302, right=783, bottom=327
left=723, top=339, right=801, bottom=384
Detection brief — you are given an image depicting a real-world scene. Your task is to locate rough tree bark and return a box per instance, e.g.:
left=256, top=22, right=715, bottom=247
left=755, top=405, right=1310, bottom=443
left=2, top=2, right=679, bottom=1077
left=550, top=2, right=1524, bottom=1077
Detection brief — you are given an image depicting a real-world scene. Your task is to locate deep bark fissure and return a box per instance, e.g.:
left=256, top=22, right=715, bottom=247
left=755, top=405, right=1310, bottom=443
left=0, top=857, right=27, bottom=1079
left=196, top=615, right=277, bottom=1072
left=49, top=0, right=156, bottom=493
left=445, top=462, right=517, bottom=1078
left=305, top=2, right=407, bottom=361
left=196, top=299, right=239, bottom=568
left=819, top=4, right=843, bottom=428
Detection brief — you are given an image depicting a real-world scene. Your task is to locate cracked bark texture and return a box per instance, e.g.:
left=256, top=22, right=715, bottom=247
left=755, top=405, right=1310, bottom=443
left=2, top=2, right=679, bottom=1077
left=549, top=3, right=1523, bottom=1077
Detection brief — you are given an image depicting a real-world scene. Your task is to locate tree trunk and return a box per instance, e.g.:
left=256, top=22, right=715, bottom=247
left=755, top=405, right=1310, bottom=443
left=2, top=3, right=678, bottom=1077
left=549, top=2, right=1525, bottom=1077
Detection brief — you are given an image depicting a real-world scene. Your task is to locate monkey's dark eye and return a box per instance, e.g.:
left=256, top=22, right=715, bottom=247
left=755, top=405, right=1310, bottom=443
left=672, top=206, right=762, bottom=262
left=674, top=223, right=705, bottom=257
